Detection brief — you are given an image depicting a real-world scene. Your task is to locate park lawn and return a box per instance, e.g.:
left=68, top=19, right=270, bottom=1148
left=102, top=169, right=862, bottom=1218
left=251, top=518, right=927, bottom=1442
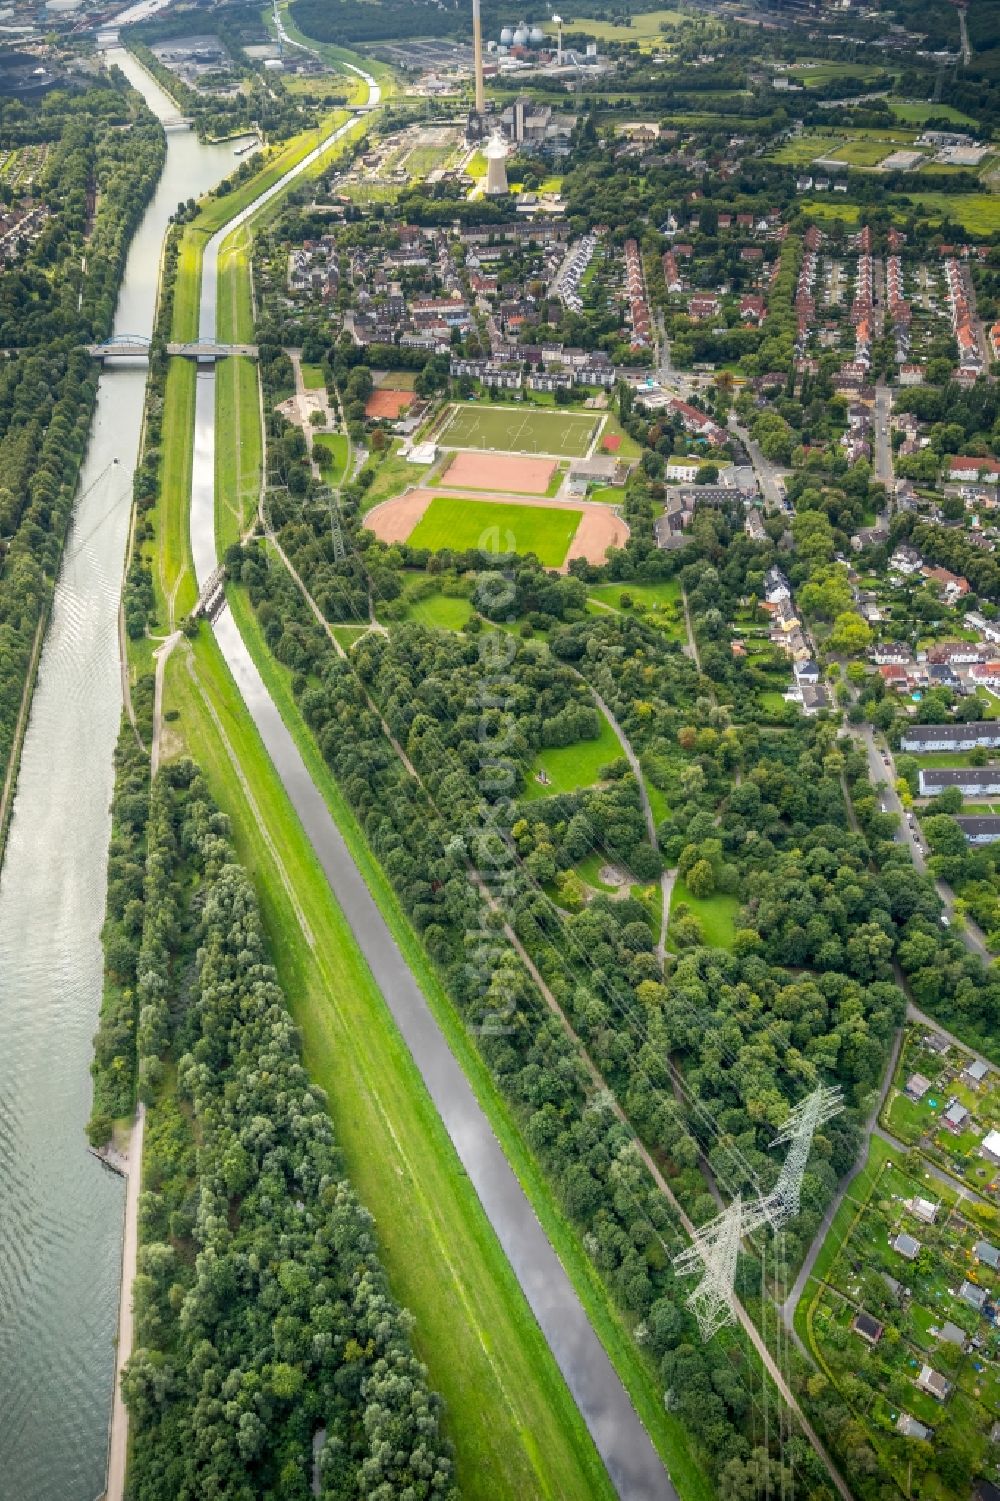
left=646, top=781, right=670, bottom=827
left=576, top=851, right=621, bottom=892
left=521, top=712, right=622, bottom=801
left=904, top=193, right=1000, bottom=234
left=408, top=497, right=582, bottom=568
left=667, top=877, right=739, bottom=951
left=402, top=590, right=474, bottom=630
left=301, top=361, right=326, bottom=389
left=439, top=403, right=598, bottom=458
left=589, top=580, right=681, bottom=611
left=313, top=431, right=349, bottom=485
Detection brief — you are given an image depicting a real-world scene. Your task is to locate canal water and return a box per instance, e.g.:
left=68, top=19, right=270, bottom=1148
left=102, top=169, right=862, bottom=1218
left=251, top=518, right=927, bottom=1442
left=0, top=56, right=243, bottom=1501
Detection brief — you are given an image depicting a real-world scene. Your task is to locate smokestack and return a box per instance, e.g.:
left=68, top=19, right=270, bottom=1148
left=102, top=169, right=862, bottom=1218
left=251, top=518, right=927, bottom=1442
left=472, top=0, right=485, bottom=115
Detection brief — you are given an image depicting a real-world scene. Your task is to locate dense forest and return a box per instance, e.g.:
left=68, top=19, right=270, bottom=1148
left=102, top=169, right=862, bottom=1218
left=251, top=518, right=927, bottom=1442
left=112, top=759, right=456, bottom=1501
left=0, top=70, right=164, bottom=863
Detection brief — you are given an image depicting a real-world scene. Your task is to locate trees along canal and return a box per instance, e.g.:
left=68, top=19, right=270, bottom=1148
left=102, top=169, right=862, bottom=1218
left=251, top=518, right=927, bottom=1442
left=0, top=75, right=165, bottom=863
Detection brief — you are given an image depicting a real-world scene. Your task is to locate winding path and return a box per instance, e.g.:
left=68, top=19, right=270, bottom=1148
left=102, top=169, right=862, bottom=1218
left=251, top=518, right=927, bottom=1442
left=188, top=78, right=674, bottom=1501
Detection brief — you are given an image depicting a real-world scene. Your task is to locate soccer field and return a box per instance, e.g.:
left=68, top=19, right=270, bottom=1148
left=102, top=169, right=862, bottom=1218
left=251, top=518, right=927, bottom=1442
left=438, top=404, right=599, bottom=458
left=407, top=496, right=583, bottom=566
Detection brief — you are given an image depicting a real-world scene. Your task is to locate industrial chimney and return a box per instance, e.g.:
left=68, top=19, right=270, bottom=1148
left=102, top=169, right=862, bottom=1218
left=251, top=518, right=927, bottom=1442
left=472, top=0, right=485, bottom=115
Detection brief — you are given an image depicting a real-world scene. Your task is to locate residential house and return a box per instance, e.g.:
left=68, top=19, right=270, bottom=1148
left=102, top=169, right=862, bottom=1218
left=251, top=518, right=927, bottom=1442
left=915, top=1366, right=951, bottom=1401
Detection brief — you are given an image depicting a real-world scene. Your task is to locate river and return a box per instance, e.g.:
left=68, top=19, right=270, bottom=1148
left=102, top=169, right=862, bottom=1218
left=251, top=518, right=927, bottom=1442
left=0, top=57, right=244, bottom=1501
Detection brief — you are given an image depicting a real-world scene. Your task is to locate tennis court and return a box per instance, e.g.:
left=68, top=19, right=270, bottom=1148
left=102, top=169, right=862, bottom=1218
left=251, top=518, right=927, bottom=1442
left=438, top=404, right=599, bottom=458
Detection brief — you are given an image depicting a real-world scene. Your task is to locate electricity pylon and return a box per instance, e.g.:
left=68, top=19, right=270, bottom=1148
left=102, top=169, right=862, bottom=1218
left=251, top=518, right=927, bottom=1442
left=673, top=1086, right=844, bottom=1340
left=674, top=1195, right=745, bottom=1342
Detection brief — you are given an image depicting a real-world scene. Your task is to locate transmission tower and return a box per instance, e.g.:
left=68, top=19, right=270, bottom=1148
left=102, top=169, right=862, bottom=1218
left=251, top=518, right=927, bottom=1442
left=762, top=1084, right=843, bottom=1227
left=674, top=1195, right=744, bottom=1342
left=672, top=1086, right=844, bottom=1341
left=316, top=485, right=345, bottom=562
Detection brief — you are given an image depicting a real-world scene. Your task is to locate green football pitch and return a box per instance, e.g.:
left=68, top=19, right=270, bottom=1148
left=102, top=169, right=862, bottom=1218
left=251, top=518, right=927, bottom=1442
left=438, top=404, right=599, bottom=458
left=407, top=496, right=582, bottom=567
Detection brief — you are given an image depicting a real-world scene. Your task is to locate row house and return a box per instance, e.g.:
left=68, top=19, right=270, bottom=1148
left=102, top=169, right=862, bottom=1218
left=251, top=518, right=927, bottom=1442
left=663, top=250, right=683, bottom=294
left=624, top=238, right=651, bottom=348
left=944, top=257, right=984, bottom=378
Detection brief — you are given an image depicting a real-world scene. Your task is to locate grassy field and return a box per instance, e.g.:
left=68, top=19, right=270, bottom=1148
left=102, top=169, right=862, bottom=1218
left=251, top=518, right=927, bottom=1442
left=408, top=496, right=583, bottom=567
left=402, top=589, right=474, bottom=630
left=521, top=712, right=622, bottom=800
left=439, top=403, right=598, bottom=458
left=668, top=877, right=739, bottom=950
left=829, top=139, right=902, bottom=166
left=313, top=431, right=349, bottom=484
left=799, top=198, right=861, bottom=222
left=301, top=361, right=326, bottom=389
left=542, top=8, right=684, bottom=46
left=904, top=192, right=1000, bottom=234
left=770, top=133, right=846, bottom=165
left=890, top=100, right=978, bottom=126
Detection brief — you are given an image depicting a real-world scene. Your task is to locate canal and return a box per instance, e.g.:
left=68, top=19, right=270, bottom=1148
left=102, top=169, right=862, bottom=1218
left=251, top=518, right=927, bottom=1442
left=0, top=55, right=245, bottom=1501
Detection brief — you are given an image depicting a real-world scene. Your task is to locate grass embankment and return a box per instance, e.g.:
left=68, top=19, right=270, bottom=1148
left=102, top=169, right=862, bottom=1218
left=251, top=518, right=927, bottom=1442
left=163, top=627, right=618, bottom=1501
left=146, top=116, right=704, bottom=1501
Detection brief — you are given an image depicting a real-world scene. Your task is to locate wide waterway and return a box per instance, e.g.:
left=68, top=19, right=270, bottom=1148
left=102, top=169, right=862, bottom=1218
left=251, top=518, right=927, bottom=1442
left=0, top=55, right=245, bottom=1501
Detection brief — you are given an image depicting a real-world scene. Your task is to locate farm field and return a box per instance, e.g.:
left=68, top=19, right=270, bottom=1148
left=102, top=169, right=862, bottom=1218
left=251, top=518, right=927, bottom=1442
left=438, top=403, right=599, bottom=458
left=408, top=496, right=583, bottom=567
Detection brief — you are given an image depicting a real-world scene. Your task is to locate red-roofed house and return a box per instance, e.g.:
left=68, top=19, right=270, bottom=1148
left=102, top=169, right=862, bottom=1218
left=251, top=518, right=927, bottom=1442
left=949, top=457, right=1000, bottom=483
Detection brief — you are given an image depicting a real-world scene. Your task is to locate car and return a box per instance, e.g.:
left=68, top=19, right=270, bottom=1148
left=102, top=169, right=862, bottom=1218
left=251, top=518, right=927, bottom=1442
left=884, top=755, right=890, bottom=766
left=941, top=915, right=951, bottom=927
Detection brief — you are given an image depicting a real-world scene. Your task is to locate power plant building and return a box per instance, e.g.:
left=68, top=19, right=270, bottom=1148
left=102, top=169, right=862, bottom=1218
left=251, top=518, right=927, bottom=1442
left=484, top=132, right=509, bottom=195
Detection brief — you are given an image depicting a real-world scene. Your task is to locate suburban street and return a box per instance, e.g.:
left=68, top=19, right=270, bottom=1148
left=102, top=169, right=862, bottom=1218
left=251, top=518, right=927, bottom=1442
left=851, top=723, right=991, bottom=960
left=873, top=382, right=893, bottom=493
left=729, top=415, right=786, bottom=510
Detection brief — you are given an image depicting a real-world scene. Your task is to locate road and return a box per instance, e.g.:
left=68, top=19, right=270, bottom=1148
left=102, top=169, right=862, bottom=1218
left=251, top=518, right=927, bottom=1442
left=729, top=416, right=785, bottom=510
left=873, top=382, right=893, bottom=496
left=188, top=74, right=675, bottom=1501
left=852, top=725, right=990, bottom=960
left=104, top=1103, right=145, bottom=1501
